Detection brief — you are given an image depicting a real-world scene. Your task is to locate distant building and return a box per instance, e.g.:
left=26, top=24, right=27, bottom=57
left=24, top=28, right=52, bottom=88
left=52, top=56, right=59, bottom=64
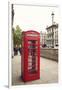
left=46, top=23, right=58, bottom=48
left=40, top=31, right=47, bottom=47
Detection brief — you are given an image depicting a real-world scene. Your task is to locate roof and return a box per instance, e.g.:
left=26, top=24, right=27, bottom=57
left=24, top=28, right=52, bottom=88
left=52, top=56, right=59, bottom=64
left=22, top=30, right=40, bottom=35
left=46, top=24, right=58, bottom=30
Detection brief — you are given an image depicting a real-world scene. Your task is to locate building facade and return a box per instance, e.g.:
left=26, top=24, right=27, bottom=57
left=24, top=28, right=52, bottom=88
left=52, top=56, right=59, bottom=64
left=46, top=23, right=58, bottom=48
left=40, top=31, right=47, bottom=47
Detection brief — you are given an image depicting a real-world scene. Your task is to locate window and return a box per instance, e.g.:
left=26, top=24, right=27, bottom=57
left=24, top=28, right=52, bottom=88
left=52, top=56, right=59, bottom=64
left=28, top=40, right=38, bottom=73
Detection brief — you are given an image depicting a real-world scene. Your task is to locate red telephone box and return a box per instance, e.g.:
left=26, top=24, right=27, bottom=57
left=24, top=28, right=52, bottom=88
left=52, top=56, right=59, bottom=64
left=21, top=30, right=40, bottom=82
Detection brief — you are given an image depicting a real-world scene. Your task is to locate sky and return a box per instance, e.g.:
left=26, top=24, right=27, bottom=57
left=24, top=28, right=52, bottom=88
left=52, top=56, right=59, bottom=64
left=13, top=5, right=59, bottom=32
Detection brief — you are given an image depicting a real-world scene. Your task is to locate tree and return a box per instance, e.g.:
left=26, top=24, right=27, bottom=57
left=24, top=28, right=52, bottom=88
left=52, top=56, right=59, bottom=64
left=13, top=25, right=22, bottom=47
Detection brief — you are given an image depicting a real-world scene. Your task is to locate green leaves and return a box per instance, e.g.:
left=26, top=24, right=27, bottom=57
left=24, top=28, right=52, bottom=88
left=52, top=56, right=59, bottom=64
left=13, top=25, right=22, bottom=47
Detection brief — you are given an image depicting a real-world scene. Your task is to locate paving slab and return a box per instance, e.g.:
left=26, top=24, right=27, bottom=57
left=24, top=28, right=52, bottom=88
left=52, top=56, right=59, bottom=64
left=12, top=55, right=58, bottom=85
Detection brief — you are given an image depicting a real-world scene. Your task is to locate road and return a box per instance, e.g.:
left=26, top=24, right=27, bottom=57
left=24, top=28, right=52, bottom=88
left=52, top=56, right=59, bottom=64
left=12, top=55, right=58, bottom=85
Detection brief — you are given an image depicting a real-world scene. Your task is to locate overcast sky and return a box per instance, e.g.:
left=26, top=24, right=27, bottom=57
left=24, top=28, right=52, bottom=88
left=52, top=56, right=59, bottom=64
left=13, top=5, right=59, bottom=32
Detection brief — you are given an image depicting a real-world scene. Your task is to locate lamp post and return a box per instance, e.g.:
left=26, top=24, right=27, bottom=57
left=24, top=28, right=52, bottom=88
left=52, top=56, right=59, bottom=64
left=11, top=4, right=14, bottom=58
left=12, top=4, right=14, bottom=25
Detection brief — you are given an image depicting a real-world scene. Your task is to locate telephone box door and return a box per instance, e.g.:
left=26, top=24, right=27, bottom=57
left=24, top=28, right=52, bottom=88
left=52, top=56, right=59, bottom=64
left=26, top=38, right=40, bottom=81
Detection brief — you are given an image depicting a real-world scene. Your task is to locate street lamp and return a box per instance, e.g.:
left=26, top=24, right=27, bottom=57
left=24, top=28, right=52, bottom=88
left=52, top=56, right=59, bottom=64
left=11, top=4, right=14, bottom=58
left=12, top=4, right=14, bottom=26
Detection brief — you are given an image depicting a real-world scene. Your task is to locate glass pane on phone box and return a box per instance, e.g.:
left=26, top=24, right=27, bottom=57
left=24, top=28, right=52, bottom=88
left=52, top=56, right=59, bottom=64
left=28, top=40, right=38, bottom=44
left=28, top=45, right=37, bottom=49
left=28, top=66, right=32, bottom=70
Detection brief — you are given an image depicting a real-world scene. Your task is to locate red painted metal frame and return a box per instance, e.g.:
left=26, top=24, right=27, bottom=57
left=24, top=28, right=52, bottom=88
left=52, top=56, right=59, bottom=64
left=21, top=30, right=40, bottom=82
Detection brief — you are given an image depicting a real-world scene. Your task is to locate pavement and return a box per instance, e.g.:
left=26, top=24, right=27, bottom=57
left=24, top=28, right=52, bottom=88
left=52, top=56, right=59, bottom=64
left=12, top=55, right=58, bottom=85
